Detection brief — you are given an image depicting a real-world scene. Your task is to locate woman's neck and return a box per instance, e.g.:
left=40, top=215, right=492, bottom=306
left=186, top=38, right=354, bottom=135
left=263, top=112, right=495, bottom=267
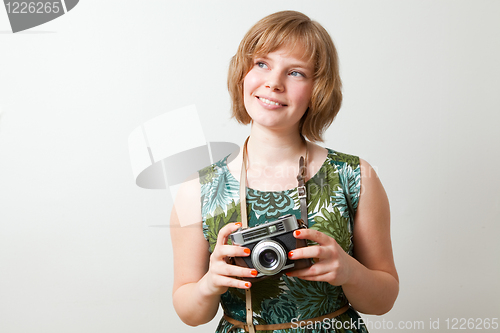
left=246, top=124, right=306, bottom=167
left=227, top=124, right=326, bottom=192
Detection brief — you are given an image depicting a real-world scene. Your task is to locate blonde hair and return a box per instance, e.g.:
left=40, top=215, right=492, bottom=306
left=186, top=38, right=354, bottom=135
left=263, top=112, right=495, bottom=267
left=228, top=11, right=342, bottom=142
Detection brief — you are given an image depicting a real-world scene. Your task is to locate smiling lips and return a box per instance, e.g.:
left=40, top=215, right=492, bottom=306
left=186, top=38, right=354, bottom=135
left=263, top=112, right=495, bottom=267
left=257, top=96, right=287, bottom=107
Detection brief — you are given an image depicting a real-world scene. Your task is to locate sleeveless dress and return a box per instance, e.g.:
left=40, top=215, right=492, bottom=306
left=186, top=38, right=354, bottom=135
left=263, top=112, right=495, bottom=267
left=199, top=148, right=369, bottom=333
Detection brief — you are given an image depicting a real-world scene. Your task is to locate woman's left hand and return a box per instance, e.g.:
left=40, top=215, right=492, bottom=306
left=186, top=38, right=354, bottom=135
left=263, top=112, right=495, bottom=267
left=285, top=228, right=354, bottom=286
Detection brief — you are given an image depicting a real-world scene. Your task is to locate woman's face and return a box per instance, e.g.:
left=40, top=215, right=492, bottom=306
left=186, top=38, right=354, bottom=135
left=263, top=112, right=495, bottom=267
left=243, top=44, right=315, bottom=133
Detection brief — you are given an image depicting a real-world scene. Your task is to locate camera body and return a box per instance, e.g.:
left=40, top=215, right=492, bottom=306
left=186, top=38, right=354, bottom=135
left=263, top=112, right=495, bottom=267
left=229, top=214, right=312, bottom=279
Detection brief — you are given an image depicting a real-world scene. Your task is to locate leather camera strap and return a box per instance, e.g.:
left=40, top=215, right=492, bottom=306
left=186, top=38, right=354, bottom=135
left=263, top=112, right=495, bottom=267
left=238, top=136, right=308, bottom=333
left=239, top=137, right=253, bottom=333
left=297, top=153, right=308, bottom=224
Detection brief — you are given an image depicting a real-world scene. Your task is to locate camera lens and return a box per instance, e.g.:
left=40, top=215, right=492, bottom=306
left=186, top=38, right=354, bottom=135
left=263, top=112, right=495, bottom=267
left=259, top=249, right=278, bottom=268
left=251, top=239, right=287, bottom=275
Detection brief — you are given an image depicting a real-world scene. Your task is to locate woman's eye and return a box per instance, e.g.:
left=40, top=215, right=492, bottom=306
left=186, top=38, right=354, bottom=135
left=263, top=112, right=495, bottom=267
left=290, top=71, right=305, bottom=78
left=256, top=61, right=268, bottom=69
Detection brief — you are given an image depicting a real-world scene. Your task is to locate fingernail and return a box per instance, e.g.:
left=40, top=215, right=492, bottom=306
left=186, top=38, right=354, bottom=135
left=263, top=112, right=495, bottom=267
left=245, top=282, right=251, bottom=288
left=235, top=222, right=242, bottom=227
left=294, top=230, right=301, bottom=236
left=244, top=248, right=251, bottom=255
left=288, top=251, right=294, bottom=258
left=251, top=270, right=258, bottom=276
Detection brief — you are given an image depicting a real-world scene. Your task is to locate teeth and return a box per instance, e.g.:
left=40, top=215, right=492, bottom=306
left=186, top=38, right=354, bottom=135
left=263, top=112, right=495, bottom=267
left=259, top=97, right=282, bottom=106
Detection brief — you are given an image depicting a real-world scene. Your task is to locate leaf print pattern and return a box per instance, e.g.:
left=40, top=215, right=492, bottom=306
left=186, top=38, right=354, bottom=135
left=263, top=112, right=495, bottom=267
left=221, top=287, right=246, bottom=322
left=312, top=207, right=351, bottom=253
left=246, top=189, right=295, bottom=219
left=306, top=161, right=340, bottom=212
left=204, top=200, right=241, bottom=252
left=199, top=150, right=366, bottom=332
left=261, top=293, right=297, bottom=324
left=199, top=164, right=217, bottom=185
left=283, top=275, right=341, bottom=319
left=332, top=161, right=361, bottom=221
left=330, top=150, right=359, bottom=169
left=250, top=276, right=284, bottom=314
left=200, top=158, right=239, bottom=216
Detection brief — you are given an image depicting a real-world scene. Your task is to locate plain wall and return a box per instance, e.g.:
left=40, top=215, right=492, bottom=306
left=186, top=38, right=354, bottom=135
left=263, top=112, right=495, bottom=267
left=1, top=1, right=499, bottom=332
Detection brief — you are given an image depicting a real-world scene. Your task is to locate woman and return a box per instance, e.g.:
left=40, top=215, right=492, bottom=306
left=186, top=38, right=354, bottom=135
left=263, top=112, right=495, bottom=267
left=170, top=10, right=398, bottom=332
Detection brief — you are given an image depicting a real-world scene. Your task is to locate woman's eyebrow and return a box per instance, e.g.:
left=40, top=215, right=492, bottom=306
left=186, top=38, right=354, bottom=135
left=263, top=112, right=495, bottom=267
left=254, top=54, right=270, bottom=61
left=289, top=61, right=312, bottom=68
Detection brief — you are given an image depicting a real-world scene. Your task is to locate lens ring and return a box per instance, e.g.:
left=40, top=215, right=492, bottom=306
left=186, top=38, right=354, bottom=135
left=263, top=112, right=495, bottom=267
left=259, top=250, right=278, bottom=268
left=251, top=239, right=287, bottom=275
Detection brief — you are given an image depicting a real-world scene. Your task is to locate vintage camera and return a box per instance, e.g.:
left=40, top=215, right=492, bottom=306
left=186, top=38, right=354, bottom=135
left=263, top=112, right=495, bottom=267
left=229, top=214, right=312, bottom=279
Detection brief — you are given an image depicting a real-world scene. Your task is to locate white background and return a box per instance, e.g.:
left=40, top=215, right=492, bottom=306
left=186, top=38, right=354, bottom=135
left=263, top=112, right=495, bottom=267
left=1, top=1, right=499, bottom=332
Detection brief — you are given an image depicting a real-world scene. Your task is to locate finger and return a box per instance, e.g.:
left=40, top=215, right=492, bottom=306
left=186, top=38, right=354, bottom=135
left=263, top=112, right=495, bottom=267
left=216, top=222, right=242, bottom=246
left=212, top=275, right=252, bottom=290
left=293, top=228, right=333, bottom=246
left=287, top=271, right=332, bottom=282
left=215, top=244, right=251, bottom=259
left=211, top=259, right=259, bottom=279
left=285, top=262, right=330, bottom=279
left=288, top=244, right=328, bottom=261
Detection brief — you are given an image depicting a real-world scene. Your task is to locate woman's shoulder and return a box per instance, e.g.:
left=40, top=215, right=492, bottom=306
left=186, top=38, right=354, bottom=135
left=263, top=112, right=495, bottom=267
left=171, top=171, right=203, bottom=227
left=198, top=153, right=234, bottom=186
left=323, top=147, right=361, bottom=169
left=172, top=151, right=238, bottom=227
left=307, top=143, right=361, bottom=177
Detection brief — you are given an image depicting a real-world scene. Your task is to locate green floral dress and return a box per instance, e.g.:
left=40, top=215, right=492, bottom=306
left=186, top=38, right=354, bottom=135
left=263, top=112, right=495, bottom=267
left=199, top=148, right=369, bottom=333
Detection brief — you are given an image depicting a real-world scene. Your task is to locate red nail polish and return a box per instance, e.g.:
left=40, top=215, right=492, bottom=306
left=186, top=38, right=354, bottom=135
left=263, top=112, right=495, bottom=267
left=288, top=251, right=293, bottom=258
left=294, top=230, right=301, bottom=236
left=245, top=282, right=250, bottom=288
left=235, top=222, right=242, bottom=227
left=244, top=248, right=251, bottom=255
left=251, top=270, right=258, bottom=276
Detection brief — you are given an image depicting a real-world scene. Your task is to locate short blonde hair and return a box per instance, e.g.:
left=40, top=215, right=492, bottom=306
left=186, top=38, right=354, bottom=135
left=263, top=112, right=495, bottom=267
left=228, top=11, right=342, bottom=142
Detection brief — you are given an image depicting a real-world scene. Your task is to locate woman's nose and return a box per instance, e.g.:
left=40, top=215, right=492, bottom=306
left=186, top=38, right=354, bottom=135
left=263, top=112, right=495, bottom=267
left=265, top=72, right=284, bottom=92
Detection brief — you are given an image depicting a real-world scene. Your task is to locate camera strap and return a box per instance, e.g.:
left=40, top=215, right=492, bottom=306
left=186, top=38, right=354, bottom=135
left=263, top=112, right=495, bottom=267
left=297, top=153, right=308, bottom=225
left=239, top=136, right=308, bottom=333
left=239, top=137, right=254, bottom=333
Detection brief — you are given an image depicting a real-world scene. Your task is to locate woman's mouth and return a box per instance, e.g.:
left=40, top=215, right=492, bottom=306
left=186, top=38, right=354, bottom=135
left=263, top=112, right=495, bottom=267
left=257, top=96, right=286, bottom=107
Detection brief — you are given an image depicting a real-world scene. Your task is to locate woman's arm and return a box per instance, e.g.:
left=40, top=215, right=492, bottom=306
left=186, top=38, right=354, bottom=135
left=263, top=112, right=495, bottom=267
left=170, top=176, right=257, bottom=326
left=286, top=158, right=399, bottom=315
left=340, top=158, right=399, bottom=314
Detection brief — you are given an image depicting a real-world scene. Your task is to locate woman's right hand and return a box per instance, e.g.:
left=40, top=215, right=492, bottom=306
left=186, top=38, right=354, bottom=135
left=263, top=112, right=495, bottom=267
left=201, top=222, right=258, bottom=296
